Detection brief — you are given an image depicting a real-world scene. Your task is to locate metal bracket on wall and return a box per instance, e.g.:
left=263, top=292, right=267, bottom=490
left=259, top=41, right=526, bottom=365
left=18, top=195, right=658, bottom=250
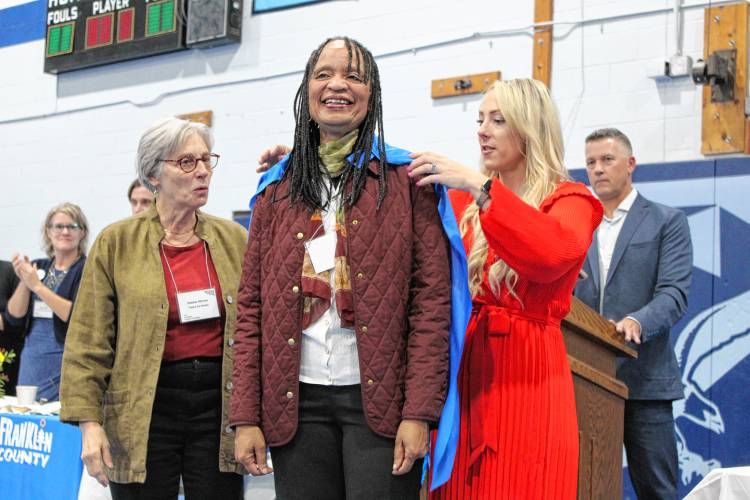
left=692, top=49, right=736, bottom=103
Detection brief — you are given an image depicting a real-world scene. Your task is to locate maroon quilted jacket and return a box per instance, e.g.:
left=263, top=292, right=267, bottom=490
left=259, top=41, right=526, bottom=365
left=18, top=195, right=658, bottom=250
left=229, top=161, right=451, bottom=446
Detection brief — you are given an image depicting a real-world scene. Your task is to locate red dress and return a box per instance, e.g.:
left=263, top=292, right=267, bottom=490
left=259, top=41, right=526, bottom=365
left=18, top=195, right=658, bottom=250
left=431, top=180, right=603, bottom=500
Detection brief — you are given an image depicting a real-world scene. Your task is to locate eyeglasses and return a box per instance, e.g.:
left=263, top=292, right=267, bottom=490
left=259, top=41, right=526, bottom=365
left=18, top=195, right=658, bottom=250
left=159, top=153, right=220, bottom=173
left=48, top=223, right=82, bottom=233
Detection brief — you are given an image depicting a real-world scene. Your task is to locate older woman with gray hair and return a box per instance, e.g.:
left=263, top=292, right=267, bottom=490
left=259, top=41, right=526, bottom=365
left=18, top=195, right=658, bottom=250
left=60, top=117, right=247, bottom=499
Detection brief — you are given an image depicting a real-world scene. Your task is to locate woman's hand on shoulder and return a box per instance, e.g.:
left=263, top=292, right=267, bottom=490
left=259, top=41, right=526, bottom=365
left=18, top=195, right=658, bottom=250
left=257, top=144, right=292, bottom=173
left=408, top=151, right=487, bottom=196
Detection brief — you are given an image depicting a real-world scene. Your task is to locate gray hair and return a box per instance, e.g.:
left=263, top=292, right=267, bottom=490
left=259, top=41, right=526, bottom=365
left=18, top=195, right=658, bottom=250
left=585, top=127, right=633, bottom=155
left=136, top=117, right=214, bottom=191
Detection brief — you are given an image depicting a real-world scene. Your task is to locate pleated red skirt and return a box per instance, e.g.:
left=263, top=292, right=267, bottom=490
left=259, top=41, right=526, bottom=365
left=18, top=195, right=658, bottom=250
left=430, top=310, right=579, bottom=500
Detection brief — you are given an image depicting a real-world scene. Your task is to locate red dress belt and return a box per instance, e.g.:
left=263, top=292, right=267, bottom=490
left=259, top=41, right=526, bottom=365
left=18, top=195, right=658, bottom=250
left=464, top=303, right=557, bottom=466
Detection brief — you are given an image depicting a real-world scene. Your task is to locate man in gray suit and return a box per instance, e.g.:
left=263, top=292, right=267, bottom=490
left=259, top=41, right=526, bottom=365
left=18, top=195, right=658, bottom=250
left=575, top=128, right=692, bottom=500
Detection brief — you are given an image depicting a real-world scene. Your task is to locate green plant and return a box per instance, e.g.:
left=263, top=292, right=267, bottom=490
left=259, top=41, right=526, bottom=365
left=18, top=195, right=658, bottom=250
left=0, top=348, right=16, bottom=398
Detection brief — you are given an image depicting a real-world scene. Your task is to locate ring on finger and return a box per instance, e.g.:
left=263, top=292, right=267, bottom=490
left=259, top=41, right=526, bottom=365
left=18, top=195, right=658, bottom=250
left=431, top=163, right=438, bottom=174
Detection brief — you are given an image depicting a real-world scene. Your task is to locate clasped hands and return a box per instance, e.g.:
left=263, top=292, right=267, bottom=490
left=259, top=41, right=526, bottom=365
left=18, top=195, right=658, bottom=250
left=11, top=252, right=43, bottom=293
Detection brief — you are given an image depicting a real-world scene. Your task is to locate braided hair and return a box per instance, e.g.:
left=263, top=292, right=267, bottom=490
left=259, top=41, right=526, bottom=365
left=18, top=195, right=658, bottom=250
left=278, top=36, right=388, bottom=212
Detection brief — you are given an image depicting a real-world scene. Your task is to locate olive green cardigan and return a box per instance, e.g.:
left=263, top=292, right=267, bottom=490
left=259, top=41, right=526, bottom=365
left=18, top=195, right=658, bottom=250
left=60, top=205, right=247, bottom=483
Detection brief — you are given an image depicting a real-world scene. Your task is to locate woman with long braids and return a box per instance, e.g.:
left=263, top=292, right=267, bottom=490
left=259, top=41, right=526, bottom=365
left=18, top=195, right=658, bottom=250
left=408, top=78, right=603, bottom=499
left=229, top=37, right=464, bottom=500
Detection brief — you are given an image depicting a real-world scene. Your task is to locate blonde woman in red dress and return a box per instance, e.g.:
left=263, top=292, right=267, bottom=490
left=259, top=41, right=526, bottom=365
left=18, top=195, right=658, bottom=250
left=409, top=78, right=603, bottom=499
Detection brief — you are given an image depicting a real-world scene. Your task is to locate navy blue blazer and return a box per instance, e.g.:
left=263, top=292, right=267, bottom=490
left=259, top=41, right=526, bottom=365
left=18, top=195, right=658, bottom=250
left=6, top=256, right=86, bottom=344
left=575, top=193, right=692, bottom=400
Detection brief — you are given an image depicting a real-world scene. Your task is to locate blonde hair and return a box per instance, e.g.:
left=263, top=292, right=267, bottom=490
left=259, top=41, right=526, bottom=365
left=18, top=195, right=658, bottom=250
left=461, top=79, right=569, bottom=298
left=42, top=202, right=89, bottom=258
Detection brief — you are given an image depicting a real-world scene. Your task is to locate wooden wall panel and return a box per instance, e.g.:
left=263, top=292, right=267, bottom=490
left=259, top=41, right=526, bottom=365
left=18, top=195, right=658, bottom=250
left=177, top=110, right=213, bottom=127
left=431, top=71, right=501, bottom=99
left=533, top=0, right=553, bottom=87
left=701, top=3, right=747, bottom=155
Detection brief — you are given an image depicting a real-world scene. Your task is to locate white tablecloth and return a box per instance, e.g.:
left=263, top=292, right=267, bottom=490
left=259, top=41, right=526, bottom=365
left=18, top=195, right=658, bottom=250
left=683, top=466, right=750, bottom=500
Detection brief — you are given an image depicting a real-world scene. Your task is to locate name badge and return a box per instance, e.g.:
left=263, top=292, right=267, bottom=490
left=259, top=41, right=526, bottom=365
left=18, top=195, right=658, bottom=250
left=176, top=288, right=221, bottom=323
left=305, top=231, right=336, bottom=274
left=33, top=300, right=54, bottom=319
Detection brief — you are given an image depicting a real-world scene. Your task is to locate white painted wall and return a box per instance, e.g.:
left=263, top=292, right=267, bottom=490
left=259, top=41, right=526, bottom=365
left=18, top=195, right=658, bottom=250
left=0, top=0, right=737, bottom=258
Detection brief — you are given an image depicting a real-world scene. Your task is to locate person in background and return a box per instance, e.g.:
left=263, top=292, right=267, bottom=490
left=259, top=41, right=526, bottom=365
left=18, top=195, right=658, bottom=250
left=575, top=128, right=692, bottom=500
left=408, top=78, right=602, bottom=499
left=5, top=203, right=88, bottom=402
left=127, top=178, right=154, bottom=215
left=0, top=260, right=23, bottom=396
left=230, top=37, right=453, bottom=500
left=60, top=117, right=247, bottom=500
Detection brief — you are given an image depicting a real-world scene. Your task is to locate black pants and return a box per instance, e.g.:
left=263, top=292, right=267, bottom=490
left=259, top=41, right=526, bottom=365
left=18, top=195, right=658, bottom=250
left=270, top=383, right=422, bottom=500
left=624, top=400, right=679, bottom=500
left=110, top=358, right=242, bottom=500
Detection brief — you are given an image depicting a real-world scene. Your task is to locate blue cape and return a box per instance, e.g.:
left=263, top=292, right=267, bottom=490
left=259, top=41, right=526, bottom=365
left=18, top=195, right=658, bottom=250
left=248, top=137, right=470, bottom=489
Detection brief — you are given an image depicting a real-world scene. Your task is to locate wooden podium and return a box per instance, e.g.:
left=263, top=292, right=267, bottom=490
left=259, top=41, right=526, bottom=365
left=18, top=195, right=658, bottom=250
left=563, top=297, right=637, bottom=500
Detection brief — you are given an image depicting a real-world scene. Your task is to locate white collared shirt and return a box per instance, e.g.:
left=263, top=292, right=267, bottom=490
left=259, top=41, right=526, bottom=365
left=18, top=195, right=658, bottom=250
left=597, top=188, right=638, bottom=312
left=299, top=183, right=361, bottom=386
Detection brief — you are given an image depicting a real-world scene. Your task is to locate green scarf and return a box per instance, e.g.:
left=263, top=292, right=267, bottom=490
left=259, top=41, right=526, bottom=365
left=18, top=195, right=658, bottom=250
left=318, top=129, right=359, bottom=177
left=301, top=129, right=359, bottom=329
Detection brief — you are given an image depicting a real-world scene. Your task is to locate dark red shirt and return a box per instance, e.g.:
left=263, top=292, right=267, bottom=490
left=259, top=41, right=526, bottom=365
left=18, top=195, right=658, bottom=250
left=160, top=240, right=224, bottom=361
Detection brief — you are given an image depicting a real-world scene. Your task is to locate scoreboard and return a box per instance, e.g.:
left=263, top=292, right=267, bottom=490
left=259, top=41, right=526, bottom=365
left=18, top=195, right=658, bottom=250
left=44, top=0, right=241, bottom=74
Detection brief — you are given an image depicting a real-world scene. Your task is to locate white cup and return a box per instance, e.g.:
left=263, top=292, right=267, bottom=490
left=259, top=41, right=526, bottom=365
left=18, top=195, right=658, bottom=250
left=16, top=385, right=38, bottom=406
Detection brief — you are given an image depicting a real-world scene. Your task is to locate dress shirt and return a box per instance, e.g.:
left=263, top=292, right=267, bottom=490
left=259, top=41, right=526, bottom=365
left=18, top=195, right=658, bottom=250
left=299, top=183, right=360, bottom=386
left=597, top=188, right=638, bottom=314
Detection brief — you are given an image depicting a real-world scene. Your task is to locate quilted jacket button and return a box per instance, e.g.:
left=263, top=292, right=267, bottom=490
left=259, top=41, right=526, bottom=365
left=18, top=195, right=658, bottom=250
left=225, top=426, right=234, bottom=434
left=227, top=338, right=235, bottom=347
left=296, top=232, right=304, bottom=240
left=367, top=379, right=374, bottom=386
left=292, top=285, right=300, bottom=293
left=288, top=338, right=296, bottom=346
left=351, top=219, right=359, bottom=226
left=286, top=391, right=294, bottom=399
left=226, top=381, right=233, bottom=390
left=226, top=294, right=233, bottom=304
left=356, top=272, right=364, bottom=279
left=361, top=325, right=368, bottom=333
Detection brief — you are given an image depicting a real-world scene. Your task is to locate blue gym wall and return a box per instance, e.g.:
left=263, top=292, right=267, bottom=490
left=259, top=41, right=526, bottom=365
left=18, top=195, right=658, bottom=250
left=572, top=157, right=750, bottom=498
